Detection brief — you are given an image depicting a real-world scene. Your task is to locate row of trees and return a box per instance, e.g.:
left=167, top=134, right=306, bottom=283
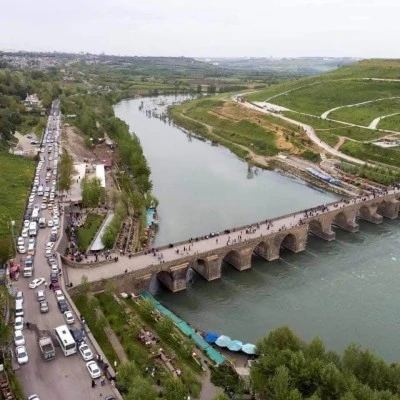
left=58, top=151, right=74, bottom=193
left=340, top=162, right=400, bottom=185
left=250, top=326, right=400, bottom=400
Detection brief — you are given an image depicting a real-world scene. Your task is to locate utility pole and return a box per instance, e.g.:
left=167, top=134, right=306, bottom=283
left=9, top=219, right=16, bottom=256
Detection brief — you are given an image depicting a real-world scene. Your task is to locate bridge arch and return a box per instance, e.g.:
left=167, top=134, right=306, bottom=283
left=222, top=249, right=242, bottom=271
left=252, top=241, right=271, bottom=260
left=278, top=233, right=298, bottom=253
left=155, top=270, right=174, bottom=291
left=188, top=258, right=209, bottom=281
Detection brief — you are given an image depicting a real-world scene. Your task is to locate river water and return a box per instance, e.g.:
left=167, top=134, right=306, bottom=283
left=114, top=95, right=400, bottom=362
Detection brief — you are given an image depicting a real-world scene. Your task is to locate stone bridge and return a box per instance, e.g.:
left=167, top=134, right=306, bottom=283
left=65, top=190, right=400, bottom=294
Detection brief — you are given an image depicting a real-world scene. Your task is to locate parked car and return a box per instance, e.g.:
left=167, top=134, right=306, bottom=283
left=47, top=219, right=54, bottom=227
left=50, top=272, right=58, bottom=283
left=86, top=361, right=101, bottom=379
left=21, top=228, right=29, bottom=238
left=17, top=237, right=24, bottom=246
left=17, top=245, right=26, bottom=254
left=64, top=311, right=75, bottom=325
left=57, top=299, right=69, bottom=313
left=15, top=291, right=23, bottom=302
left=50, top=233, right=57, bottom=242
left=16, top=345, right=29, bottom=364
left=37, top=290, right=46, bottom=302
left=54, top=290, right=65, bottom=302
left=47, top=257, right=57, bottom=266
left=14, top=316, right=24, bottom=331
left=14, top=329, right=25, bottom=346
left=69, top=327, right=84, bottom=344
left=40, top=301, right=49, bottom=313
left=79, top=343, right=93, bottom=361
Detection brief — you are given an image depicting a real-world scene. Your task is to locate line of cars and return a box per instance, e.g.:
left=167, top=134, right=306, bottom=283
left=14, top=100, right=114, bottom=399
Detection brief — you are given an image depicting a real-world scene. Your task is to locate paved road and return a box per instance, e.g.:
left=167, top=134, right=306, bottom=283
left=14, top=102, right=116, bottom=400
left=67, top=187, right=400, bottom=286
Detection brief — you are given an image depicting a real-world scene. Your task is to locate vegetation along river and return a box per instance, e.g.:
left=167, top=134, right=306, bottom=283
left=114, top=95, right=400, bottom=362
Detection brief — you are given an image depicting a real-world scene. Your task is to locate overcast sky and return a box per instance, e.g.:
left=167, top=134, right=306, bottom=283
left=1, top=0, right=399, bottom=58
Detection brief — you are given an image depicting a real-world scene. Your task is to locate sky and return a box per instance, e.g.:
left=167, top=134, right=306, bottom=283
left=1, top=0, right=399, bottom=58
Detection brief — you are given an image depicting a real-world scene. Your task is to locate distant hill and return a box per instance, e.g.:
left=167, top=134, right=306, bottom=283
left=198, top=57, right=359, bottom=74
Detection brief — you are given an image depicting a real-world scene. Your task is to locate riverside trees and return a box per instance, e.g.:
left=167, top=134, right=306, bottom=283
left=251, top=326, right=400, bottom=400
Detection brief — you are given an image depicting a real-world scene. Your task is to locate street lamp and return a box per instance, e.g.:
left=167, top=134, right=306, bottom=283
left=10, top=219, right=16, bottom=256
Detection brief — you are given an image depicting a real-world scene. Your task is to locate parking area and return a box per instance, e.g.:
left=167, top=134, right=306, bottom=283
left=12, top=100, right=117, bottom=400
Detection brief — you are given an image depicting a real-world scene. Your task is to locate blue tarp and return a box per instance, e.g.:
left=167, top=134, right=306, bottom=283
left=204, top=332, right=220, bottom=343
left=242, top=343, right=257, bottom=355
left=140, top=291, right=226, bottom=366
left=215, top=335, right=232, bottom=348
left=228, top=340, right=243, bottom=352
left=146, top=209, right=156, bottom=226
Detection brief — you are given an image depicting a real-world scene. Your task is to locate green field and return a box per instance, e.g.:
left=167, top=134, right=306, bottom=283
left=0, top=154, right=35, bottom=259
left=247, top=59, right=400, bottom=103
left=378, top=113, right=400, bottom=131
left=330, top=98, right=400, bottom=127
left=76, top=213, right=105, bottom=251
left=256, top=80, right=400, bottom=115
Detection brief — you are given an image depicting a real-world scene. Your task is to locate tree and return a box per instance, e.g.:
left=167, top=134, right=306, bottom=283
left=163, top=378, right=188, bottom=400
left=124, top=376, right=158, bottom=400
left=81, top=177, right=103, bottom=208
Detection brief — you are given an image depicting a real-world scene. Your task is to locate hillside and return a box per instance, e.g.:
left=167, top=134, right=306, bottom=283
left=244, top=59, right=400, bottom=169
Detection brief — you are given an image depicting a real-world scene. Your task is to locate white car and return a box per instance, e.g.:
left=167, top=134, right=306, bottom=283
left=50, top=264, right=59, bottom=274
left=64, top=311, right=75, bottom=325
left=23, top=220, right=30, bottom=229
left=17, top=237, right=24, bottom=246
left=33, top=204, right=40, bottom=210
left=46, top=242, right=54, bottom=250
left=53, top=217, right=59, bottom=227
left=41, top=203, right=47, bottom=209
left=37, top=290, right=46, bottom=302
left=45, top=249, right=52, bottom=258
left=51, top=227, right=58, bottom=234
left=29, top=278, right=45, bottom=289
left=27, top=395, right=40, bottom=400
left=16, top=345, right=28, bottom=365
left=17, top=245, right=26, bottom=254
left=14, top=329, right=25, bottom=346
left=21, top=228, right=28, bottom=238
left=47, top=219, right=54, bottom=227
left=54, top=290, right=65, bottom=302
left=14, top=316, right=24, bottom=331
left=79, top=343, right=93, bottom=361
left=86, top=361, right=101, bottom=379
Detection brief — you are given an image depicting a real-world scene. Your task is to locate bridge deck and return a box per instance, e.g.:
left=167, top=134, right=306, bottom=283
left=66, top=188, right=400, bottom=286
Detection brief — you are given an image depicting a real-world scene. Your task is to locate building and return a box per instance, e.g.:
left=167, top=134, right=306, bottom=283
left=23, top=93, right=42, bottom=109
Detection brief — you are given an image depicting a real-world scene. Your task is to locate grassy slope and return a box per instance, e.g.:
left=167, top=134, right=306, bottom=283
left=0, top=153, right=35, bottom=243
left=378, top=113, right=400, bottom=130
left=329, top=98, right=400, bottom=126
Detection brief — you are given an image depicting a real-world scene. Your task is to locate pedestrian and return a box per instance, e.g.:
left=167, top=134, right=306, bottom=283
left=91, top=379, right=96, bottom=388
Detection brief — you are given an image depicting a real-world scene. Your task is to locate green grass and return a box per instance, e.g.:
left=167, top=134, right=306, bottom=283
left=17, top=114, right=47, bottom=138
left=330, top=98, right=400, bottom=127
left=340, top=141, right=400, bottom=167
left=315, top=131, right=340, bottom=147
left=173, top=98, right=280, bottom=156
left=0, top=153, right=35, bottom=258
left=76, top=213, right=105, bottom=251
left=247, top=59, right=400, bottom=103
left=378, top=113, right=400, bottom=131
left=262, top=80, right=400, bottom=115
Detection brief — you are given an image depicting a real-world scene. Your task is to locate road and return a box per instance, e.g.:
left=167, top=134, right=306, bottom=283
left=66, top=187, right=400, bottom=286
left=14, top=101, right=116, bottom=400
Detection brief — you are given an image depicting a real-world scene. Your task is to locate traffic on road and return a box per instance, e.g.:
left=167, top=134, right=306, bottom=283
left=11, top=100, right=116, bottom=400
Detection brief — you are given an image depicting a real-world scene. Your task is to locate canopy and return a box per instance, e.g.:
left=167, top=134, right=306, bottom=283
left=204, top=332, right=220, bottom=344
left=242, top=343, right=257, bottom=355
left=228, top=340, right=243, bottom=352
left=215, top=335, right=232, bottom=348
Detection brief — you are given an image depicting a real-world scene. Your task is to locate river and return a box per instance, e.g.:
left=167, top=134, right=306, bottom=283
left=114, top=95, right=400, bottom=362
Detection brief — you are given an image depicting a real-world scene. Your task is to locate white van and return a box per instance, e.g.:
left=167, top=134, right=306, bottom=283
left=39, top=218, right=46, bottom=228
left=38, top=186, right=44, bottom=196
left=29, top=221, right=37, bottom=237
left=15, top=299, right=24, bottom=317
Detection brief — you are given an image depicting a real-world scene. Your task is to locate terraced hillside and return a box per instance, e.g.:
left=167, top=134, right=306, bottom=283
left=245, top=59, right=400, bottom=167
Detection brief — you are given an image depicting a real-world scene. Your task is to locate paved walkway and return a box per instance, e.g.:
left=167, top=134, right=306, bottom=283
left=67, top=187, right=400, bottom=285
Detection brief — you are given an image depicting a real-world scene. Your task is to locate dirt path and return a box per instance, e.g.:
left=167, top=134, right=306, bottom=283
left=334, top=136, right=346, bottom=150
left=62, top=125, right=95, bottom=161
